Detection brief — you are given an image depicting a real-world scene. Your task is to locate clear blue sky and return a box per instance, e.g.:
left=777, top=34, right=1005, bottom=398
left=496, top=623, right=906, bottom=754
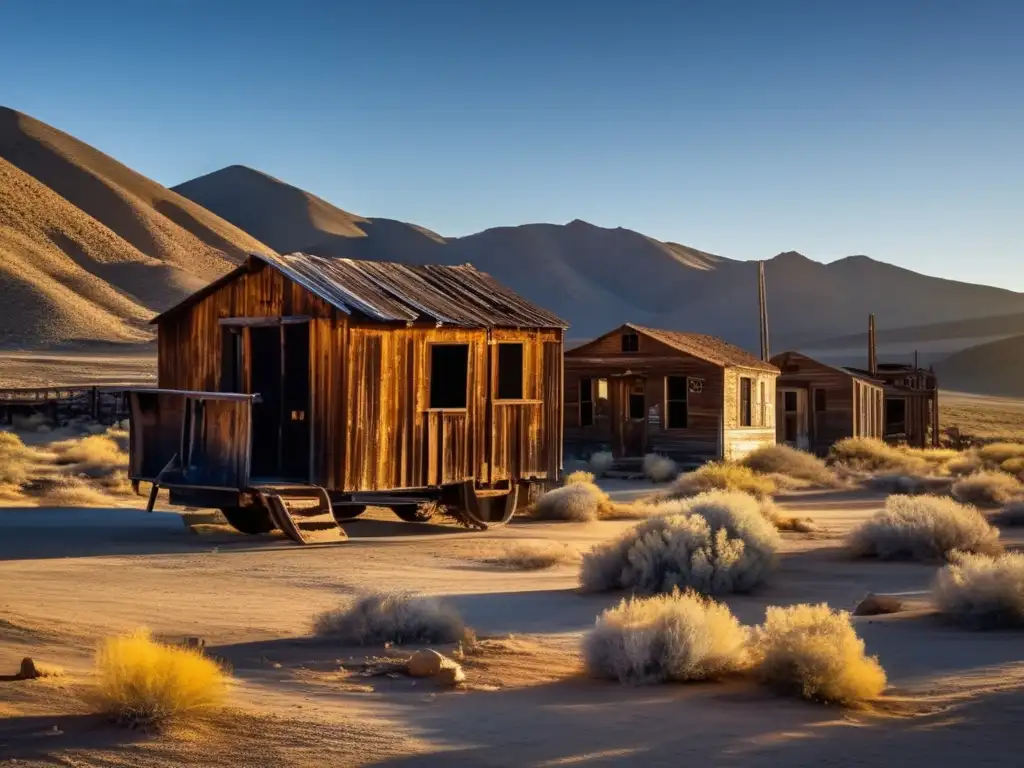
left=2, top=0, right=1022, bottom=289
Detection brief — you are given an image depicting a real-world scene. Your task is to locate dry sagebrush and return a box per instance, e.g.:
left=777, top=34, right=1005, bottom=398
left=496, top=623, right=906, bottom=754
left=564, top=470, right=596, bottom=485
left=829, top=437, right=929, bottom=475
left=584, top=589, right=749, bottom=685
left=50, top=433, right=128, bottom=478
left=93, top=629, right=228, bottom=729
left=313, top=592, right=471, bottom=645
left=950, top=471, right=1023, bottom=508
left=740, top=444, right=838, bottom=487
left=0, top=431, right=44, bottom=487
left=643, top=453, right=679, bottom=483
left=479, top=540, right=579, bottom=570
left=533, top=482, right=611, bottom=522
left=978, top=442, right=1024, bottom=467
left=752, top=604, right=886, bottom=706
left=580, top=491, right=781, bottom=595
left=848, top=494, right=1001, bottom=561
left=664, top=462, right=776, bottom=500
left=932, top=552, right=1024, bottom=629
left=588, top=451, right=614, bottom=477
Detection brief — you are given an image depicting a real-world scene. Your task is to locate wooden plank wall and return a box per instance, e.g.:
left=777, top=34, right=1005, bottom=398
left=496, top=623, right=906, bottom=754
left=339, top=325, right=562, bottom=492
left=158, top=263, right=339, bottom=391
left=773, top=351, right=861, bottom=454
left=157, top=261, right=564, bottom=493
left=564, top=328, right=777, bottom=460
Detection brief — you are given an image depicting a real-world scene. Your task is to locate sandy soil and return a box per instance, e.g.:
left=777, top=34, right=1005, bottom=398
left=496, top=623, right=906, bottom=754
left=0, top=350, right=156, bottom=389
left=941, top=390, right=1024, bottom=440
left=2, top=480, right=1023, bottom=766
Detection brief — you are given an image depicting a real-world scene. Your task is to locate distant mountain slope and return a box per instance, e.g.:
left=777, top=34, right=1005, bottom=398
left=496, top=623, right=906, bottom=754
left=817, top=310, right=1024, bottom=348
left=173, top=165, right=1024, bottom=349
left=934, top=334, right=1024, bottom=397
left=0, top=108, right=276, bottom=347
left=172, top=165, right=446, bottom=258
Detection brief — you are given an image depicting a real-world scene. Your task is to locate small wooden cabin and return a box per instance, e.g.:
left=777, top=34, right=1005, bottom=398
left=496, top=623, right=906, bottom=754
left=129, top=252, right=567, bottom=538
left=867, top=363, right=939, bottom=448
left=564, top=324, right=780, bottom=463
left=771, top=351, right=885, bottom=456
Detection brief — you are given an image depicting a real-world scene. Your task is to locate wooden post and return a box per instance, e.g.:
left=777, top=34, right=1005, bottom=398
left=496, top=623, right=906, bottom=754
left=868, top=314, right=877, bottom=377
left=757, top=262, right=771, bottom=361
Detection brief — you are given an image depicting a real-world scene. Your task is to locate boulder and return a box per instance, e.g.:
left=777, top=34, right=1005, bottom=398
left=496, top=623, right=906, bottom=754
left=407, top=649, right=445, bottom=677
left=17, top=657, right=41, bottom=680
left=406, top=649, right=465, bottom=685
left=853, top=593, right=903, bottom=616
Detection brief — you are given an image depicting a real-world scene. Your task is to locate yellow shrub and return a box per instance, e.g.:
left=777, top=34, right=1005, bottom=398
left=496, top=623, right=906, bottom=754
left=564, top=470, right=596, bottom=485
left=978, top=442, right=1024, bottom=466
left=50, top=434, right=128, bottom=477
left=94, top=629, right=228, bottom=728
left=752, top=604, right=886, bottom=705
left=666, top=462, right=776, bottom=500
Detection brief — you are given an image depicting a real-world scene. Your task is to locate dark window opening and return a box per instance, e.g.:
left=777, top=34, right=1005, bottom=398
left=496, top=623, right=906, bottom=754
left=814, top=388, right=826, bottom=412
left=429, top=344, right=469, bottom=409
left=580, top=377, right=594, bottom=427
left=629, top=392, right=645, bottom=420
left=220, top=327, right=244, bottom=393
left=784, top=390, right=798, bottom=411
left=621, top=333, right=640, bottom=353
left=885, top=397, right=907, bottom=433
left=667, top=376, right=688, bottom=429
left=496, top=343, right=524, bottom=400
left=739, top=377, right=753, bottom=427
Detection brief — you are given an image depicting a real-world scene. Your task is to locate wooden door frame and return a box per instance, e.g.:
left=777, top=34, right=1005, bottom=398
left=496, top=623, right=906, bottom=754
left=228, top=317, right=314, bottom=482
left=777, top=387, right=809, bottom=450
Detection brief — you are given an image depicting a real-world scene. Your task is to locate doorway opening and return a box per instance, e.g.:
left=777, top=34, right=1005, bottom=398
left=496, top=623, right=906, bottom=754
left=226, top=321, right=311, bottom=481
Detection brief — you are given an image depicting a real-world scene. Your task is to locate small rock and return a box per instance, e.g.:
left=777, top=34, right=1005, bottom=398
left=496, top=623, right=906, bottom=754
left=854, top=593, right=903, bottom=616
left=17, top=657, right=41, bottom=680
left=407, top=649, right=444, bottom=677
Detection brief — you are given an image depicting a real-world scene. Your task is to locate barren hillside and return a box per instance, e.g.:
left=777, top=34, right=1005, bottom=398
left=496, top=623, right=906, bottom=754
left=934, top=334, right=1024, bottom=397
left=174, top=166, right=1024, bottom=348
left=0, top=108, right=274, bottom=348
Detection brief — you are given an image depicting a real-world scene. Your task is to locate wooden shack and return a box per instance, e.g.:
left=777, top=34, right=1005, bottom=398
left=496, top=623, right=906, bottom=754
left=866, top=363, right=939, bottom=448
left=770, top=351, right=885, bottom=455
left=129, top=252, right=567, bottom=541
left=563, top=324, right=779, bottom=464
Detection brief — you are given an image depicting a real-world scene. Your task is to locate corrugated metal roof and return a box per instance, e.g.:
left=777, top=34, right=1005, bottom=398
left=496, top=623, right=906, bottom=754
left=626, top=324, right=779, bottom=372
left=153, top=252, right=568, bottom=329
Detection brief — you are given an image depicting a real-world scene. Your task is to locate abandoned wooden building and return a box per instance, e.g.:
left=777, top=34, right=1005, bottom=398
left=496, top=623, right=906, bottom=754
left=850, top=362, right=940, bottom=448
left=129, top=252, right=567, bottom=542
left=770, top=350, right=885, bottom=455
left=563, top=324, right=780, bottom=464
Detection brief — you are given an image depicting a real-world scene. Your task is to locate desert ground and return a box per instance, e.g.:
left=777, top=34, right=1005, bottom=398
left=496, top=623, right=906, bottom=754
left=2, top=476, right=1024, bottom=767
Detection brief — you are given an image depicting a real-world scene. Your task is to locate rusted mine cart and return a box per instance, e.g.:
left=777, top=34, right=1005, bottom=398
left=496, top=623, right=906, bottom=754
left=127, top=252, right=567, bottom=544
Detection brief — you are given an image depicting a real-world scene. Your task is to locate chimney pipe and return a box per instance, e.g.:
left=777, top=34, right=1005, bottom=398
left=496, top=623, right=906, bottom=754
left=758, top=261, right=771, bottom=361
left=868, top=313, right=877, bottom=377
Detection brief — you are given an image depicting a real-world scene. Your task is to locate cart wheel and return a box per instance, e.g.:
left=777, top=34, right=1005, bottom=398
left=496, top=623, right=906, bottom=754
left=332, top=504, right=367, bottom=521
left=392, top=503, right=437, bottom=523
left=220, top=506, right=275, bottom=535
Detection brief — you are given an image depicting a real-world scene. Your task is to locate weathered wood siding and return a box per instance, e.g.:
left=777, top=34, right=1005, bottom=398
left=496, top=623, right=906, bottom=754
left=157, top=263, right=340, bottom=391
left=565, top=328, right=779, bottom=461
left=156, top=261, right=563, bottom=492
left=772, top=351, right=881, bottom=455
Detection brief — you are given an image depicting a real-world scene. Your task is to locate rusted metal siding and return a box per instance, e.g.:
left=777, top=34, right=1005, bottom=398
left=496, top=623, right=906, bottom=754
left=154, top=253, right=569, bottom=331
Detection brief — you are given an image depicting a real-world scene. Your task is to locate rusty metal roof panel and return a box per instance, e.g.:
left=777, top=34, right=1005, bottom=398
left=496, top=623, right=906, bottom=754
left=626, top=324, right=779, bottom=372
left=260, top=252, right=568, bottom=328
